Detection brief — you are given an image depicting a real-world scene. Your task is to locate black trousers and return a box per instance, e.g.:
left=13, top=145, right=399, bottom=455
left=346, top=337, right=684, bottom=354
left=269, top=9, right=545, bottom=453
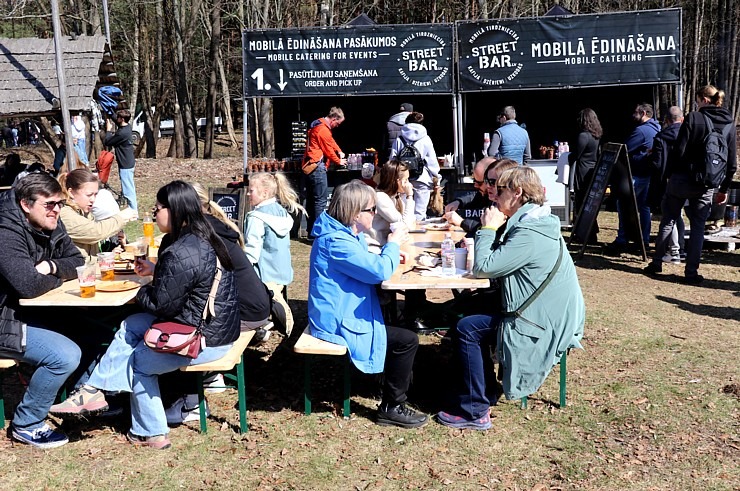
left=382, top=325, right=419, bottom=406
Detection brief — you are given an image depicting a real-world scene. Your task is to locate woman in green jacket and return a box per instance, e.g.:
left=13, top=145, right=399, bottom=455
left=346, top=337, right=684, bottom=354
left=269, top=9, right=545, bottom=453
left=438, top=167, right=585, bottom=430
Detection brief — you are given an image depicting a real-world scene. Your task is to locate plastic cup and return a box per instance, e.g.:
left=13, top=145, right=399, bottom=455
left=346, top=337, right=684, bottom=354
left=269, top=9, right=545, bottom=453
left=76, top=264, right=97, bottom=298
left=133, top=238, right=148, bottom=262
left=454, top=248, right=467, bottom=271
left=97, top=252, right=115, bottom=281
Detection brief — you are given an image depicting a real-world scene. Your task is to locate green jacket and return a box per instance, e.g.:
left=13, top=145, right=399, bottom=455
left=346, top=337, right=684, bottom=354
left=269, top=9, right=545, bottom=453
left=474, top=203, right=585, bottom=400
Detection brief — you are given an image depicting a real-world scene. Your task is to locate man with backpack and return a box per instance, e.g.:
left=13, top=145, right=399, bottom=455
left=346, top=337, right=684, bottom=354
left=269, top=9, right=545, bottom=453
left=390, top=112, right=440, bottom=221
left=644, top=85, right=737, bottom=284
left=385, top=103, right=413, bottom=158
left=104, top=109, right=138, bottom=217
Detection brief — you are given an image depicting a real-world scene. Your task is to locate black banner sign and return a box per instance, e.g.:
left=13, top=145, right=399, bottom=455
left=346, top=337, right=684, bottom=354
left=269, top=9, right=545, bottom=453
left=243, top=25, right=454, bottom=97
left=457, top=9, right=680, bottom=91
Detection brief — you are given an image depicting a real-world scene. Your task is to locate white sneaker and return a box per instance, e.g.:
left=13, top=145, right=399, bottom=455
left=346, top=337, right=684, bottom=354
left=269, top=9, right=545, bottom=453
left=203, top=373, right=226, bottom=393
left=661, top=254, right=680, bottom=264
left=165, top=395, right=209, bottom=426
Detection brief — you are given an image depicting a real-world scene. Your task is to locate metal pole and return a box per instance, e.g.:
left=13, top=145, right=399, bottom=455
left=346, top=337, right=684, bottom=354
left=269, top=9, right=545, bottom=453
left=102, top=0, right=111, bottom=45
left=51, top=0, right=78, bottom=171
left=242, top=31, right=248, bottom=181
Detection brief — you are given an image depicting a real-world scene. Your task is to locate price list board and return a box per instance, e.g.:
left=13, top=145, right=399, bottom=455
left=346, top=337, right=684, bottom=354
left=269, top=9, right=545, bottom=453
left=243, top=24, right=454, bottom=97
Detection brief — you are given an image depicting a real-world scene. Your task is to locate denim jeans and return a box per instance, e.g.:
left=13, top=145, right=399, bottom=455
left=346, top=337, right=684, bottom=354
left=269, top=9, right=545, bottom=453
left=119, top=166, right=138, bottom=213
left=305, top=165, right=327, bottom=237
left=452, top=314, right=500, bottom=420
left=73, top=139, right=89, bottom=166
left=3, top=326, right=80, bottom=430
left=411, top=180, right=431, bottom=221
left=651, top=173, right=713, bottom=277
left=87, top=313, right=232, bottom=437
left=616, top=175, right=651, bottom=245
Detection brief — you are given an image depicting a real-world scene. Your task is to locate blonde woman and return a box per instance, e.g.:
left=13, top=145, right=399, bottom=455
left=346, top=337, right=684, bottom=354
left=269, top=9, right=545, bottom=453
left=244, top=172, right=305, bottom=336
left=58, top=168, right=136, bottom=259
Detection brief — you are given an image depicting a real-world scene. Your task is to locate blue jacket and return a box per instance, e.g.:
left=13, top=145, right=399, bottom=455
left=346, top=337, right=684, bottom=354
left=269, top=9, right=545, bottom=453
left=625, top=118, right=661, bottom=176
left=244, top=199, right=294, bottom=285
left=474, top=203, right=585, bottom=399
left=308, top=212, right=400, bottom=373
left=492, top=120, right=530, bottom=164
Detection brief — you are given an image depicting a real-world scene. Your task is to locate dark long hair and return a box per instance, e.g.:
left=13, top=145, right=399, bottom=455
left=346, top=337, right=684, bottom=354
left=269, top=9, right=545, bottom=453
left=156, top=181, right=233, bottom=270
left=577, top=108, right=603, bottom=139
left=377, top=159, right=408, bottom=212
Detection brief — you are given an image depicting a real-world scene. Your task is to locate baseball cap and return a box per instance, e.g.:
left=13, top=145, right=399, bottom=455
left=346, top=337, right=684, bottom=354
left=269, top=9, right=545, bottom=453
left=400, top=103, right=413, bottom=112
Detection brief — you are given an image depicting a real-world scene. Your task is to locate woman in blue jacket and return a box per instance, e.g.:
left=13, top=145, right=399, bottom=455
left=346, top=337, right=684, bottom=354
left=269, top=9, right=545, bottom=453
left=438, top=167, right=585, bottom=430
left=308, top=180, right=427, bottom=428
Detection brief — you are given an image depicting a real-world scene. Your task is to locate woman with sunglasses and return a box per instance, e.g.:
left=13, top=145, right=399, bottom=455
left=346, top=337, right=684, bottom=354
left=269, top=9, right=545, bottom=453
left=51, top=181, right=240, bottom=449
left=308, top=180, right=427, bottom=428
left=57, top=168, right=137, bottom=259
left=438, top=167, right=585, bottom=430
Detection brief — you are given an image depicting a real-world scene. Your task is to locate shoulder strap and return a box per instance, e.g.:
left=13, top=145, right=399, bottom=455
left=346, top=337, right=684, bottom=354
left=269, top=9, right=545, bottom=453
left=202, top=257, right=222, bottom=323
left=503, top=238, right=564, bottom=318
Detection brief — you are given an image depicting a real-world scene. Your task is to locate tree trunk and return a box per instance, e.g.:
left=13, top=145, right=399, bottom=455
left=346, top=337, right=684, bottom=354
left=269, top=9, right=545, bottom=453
left=203, top=0, right=221, bottom=159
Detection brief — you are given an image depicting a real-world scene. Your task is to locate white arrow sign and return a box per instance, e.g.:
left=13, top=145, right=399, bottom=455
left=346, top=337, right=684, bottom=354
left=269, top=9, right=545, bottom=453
left=277, top=69, right=287, bottom=91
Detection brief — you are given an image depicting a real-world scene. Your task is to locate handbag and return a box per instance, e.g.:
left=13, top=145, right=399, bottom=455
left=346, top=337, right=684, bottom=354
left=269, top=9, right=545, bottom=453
left=143, top=258, right=222, bottom=358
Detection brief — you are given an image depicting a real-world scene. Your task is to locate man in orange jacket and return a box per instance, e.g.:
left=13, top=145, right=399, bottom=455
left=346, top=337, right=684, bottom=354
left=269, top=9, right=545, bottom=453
left=303, top=107, right=347, bottom=238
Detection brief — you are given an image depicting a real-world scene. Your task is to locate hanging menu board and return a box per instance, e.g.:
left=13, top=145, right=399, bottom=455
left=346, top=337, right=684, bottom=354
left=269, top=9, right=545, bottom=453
left=243, top=24, right=454, bottom=97
left=457, top=9, right=681, bottom=91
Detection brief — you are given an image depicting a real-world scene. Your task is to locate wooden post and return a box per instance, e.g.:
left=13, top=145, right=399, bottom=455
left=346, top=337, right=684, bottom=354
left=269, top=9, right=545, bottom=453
left=50, top=0, right=78, bottom=170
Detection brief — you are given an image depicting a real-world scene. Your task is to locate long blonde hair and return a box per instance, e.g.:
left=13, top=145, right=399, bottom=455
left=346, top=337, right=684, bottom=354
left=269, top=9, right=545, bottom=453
left=249, top=172, right=306, bottom=216
left=190, top=181, right=245, bottom=247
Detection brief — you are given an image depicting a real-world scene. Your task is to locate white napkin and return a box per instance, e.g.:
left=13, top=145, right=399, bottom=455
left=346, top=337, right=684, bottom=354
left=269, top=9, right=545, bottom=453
left=420, top=267, right=468, bottom=278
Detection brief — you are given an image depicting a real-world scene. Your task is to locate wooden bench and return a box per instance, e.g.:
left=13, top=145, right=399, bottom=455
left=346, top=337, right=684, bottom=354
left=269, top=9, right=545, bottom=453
left=179, top=324, right=270, bottom=434
left=521, top=351, right=568, bottom=409
left=293, top=327, right=350, bottom=418
left=0, top=359, right=19, bottom=429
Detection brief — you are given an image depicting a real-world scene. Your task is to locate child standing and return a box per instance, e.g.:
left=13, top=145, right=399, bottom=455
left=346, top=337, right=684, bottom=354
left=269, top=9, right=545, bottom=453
left=245, top=172, right=306, bottom=336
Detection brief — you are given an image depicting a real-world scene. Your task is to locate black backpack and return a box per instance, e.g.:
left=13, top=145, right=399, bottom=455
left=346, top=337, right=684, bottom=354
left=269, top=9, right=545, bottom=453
left=397, top=136, right=424, bottom=178
left=693, top=113, right=732, bottom=188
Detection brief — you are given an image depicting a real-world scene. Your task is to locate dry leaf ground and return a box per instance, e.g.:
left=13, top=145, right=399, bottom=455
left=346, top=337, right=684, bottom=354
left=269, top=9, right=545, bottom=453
left=1, top=143, right=738, bottom=490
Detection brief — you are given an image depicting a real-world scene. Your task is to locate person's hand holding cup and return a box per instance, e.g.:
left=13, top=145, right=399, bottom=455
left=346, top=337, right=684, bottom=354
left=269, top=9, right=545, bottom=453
left=388, top=224, right=409, bottom=245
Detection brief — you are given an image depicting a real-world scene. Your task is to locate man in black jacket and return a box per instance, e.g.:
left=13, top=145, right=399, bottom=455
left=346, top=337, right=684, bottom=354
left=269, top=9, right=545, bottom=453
left=0, top=173, right=84, bottom=448
left=104, top=109, right=138, bottom=215
left=443, top=157, right=495, bottom=236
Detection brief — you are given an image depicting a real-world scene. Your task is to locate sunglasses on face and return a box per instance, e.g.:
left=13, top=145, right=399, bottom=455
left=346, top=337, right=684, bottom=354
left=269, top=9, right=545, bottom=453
left=473, top=178, right=485, bottom=186
left=361, top=206, right=377, bottom=214
left=496, top=185, right=509, bottom=194
left=485, top=176, right=497, bottom=186
left=152, top=205, right=166, bottom=218
left=39, top=200, right=66, bottom=211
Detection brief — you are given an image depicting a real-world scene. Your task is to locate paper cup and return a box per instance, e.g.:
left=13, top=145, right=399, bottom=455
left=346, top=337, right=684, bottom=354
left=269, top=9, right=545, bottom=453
left=454, top=248, right=467, bottom=270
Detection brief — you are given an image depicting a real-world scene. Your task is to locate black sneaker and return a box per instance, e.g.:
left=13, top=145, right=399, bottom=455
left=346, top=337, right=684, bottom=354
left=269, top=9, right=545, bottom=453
left=376, top=403, right=429, bottom=429
left=10, top=423, right=69, bottom=449
left=682, top=274, right=704, bottom=285
left=603, top=241, right=627, bottom=257
left=643, top=262, right=662, bottom=276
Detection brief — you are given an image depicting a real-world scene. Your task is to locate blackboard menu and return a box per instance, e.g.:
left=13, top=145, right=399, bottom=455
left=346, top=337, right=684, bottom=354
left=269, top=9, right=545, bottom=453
left=209, top=187, right=248, bottom=231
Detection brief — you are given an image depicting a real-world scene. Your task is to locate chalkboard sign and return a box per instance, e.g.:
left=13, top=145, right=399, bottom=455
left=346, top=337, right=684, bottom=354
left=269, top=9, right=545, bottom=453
left=570, top=143, right=646, bottom=260
left=209, top=187, right=248, bottom=231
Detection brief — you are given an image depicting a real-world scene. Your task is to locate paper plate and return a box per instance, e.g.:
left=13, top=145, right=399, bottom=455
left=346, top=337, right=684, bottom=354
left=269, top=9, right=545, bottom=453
left=96, top=280, right=143, bottom=292
left=423, top=223, right=451, bottom=231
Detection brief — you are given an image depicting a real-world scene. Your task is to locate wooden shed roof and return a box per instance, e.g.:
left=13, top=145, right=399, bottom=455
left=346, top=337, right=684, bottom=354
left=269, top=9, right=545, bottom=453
left=0, top=35, right=109, bottom=117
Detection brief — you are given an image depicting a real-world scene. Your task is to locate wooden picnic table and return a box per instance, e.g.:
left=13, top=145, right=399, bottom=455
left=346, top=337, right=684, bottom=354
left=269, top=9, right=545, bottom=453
left=381, top=226, right=490, bottom=291
left=19, top=274, right=152, bottom=307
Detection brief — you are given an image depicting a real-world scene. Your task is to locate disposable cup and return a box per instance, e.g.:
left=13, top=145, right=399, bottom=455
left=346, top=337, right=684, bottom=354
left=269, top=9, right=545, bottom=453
left=97, top=252, right=115, bottom=281
left=76, top=264, right=97, bottom=298
left=454, top=248, right=467, bottom=270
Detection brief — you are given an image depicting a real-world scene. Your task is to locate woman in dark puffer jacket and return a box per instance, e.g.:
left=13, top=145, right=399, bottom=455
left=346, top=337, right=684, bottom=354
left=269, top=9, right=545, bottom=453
left=50, top=181, right=240, bottom=449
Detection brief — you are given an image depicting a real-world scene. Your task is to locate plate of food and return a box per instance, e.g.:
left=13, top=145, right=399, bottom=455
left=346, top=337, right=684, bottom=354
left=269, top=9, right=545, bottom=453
left=113, top=261, right=136, bottom=274
left=420, top=217, right=447, bottom=225
left=423, top=222, right=451, bottom=231
left=96, top=279, right=143, bottom=292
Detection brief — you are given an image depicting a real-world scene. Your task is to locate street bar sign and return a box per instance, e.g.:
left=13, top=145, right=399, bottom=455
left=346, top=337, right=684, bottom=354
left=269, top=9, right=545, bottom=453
left=243, top=24, right=454, bottom=97
left=457, top=8, right=681, bottom=91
